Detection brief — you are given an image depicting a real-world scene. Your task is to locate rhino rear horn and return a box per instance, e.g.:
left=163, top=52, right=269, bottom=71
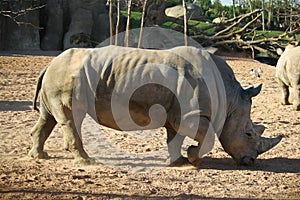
left=254, top=124, right=265, bottom=135
left=257, top=135, right=283, bottom=154
left=242, top=84, right=262, bottom=100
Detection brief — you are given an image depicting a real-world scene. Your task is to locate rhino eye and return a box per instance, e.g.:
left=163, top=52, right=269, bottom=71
left=246, top=132, right=253, bottom=137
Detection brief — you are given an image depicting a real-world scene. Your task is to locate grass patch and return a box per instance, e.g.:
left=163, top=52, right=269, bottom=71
left=121, top=10, right=141, bottom=29
left=161, top=20, right=215, bottom=34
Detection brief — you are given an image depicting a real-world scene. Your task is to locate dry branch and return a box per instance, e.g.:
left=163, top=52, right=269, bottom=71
left=189, top=9, right=298, bottom=59
left=0, top=4, right=45, bottom=29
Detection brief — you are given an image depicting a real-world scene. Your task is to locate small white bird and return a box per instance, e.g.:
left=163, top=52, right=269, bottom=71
left=257, top=67, right=263, bottom=73
left=250, top=67, right=263, bottom=78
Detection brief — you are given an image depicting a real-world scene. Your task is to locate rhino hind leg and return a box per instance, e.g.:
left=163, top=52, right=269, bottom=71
left=278, top=79, right=290, bottom=105
left=166, top=128, right=189, bottom=167
left=292, top=88, right=300, bottom=110
left=61, top=114, right=95, bottom=165
left=29, top=106, right=57, bottom=159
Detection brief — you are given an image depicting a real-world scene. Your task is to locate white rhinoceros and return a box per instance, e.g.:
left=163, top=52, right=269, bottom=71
left=276, top=45, right=300, bottom=110
left=29, top=46, right=282, bottom=166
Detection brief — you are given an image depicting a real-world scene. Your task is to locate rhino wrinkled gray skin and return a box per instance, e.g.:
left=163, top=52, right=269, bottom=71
left=29, top=46, right=282, bottom=166
left=276, top=45, right=300, bottom=111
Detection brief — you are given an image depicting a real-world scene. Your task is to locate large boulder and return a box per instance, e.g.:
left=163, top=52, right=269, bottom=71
left=144, top=0, right=168, bottom=26
left=63, top=8, right=93, bottom=49
left=40, top=1, right=64, bottom=50
left=165, top=3, right=203, bottom=20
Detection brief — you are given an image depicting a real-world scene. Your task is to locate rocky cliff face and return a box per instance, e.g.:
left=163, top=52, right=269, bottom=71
left=0, top=0, right=125, bottom=50
left=0, top=0, right=40, bottom=50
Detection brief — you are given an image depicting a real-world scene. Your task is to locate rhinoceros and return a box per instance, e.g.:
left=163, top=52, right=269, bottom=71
left=276, top=45, right=300, bottom=111
left=29, top=45, right=282, bottom=166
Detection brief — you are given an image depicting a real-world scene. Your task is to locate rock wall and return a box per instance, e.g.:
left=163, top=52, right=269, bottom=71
left=0, top=0, right=125, bottom=50
left=0, top=0, right=40, bottom=50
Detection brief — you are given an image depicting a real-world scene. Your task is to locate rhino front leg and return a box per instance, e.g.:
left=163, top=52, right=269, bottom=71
left=166, top=128, right=189, bottom=166
left=292, top=88, right=300, bottom=110
left=29, top=106, right=57, bottom=159
left=187, top=116, right=215, bottom=166
left=278, top=79, right=290, bottom=105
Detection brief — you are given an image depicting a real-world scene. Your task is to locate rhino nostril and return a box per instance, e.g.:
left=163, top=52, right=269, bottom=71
left=240, top=156, right=255, bottom=165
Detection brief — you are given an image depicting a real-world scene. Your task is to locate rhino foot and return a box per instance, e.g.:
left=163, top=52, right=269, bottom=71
left=167, top=156, right=190, bottom=167
left=187, top=145, right=201, bottom=167
left=28, top=149, right=49, bottom=159
left=292, top=103, right=300, bottom=111
left=281, top=101, right=291, bottom=105
left=74, top=157, right=97, bottom=166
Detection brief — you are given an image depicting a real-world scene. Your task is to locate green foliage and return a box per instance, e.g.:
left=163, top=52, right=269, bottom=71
left=121, top=10, right=141, bottom=29
left=166, top=0, right=179, bottom=7
left=161, top=19, right=215, bottom=34
left=195, top=0, right=212, bottom=12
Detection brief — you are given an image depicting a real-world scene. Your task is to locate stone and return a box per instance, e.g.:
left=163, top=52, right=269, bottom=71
left=40, top=1, right=63, bottom=50
left=165, top=3, right=203, bottom=20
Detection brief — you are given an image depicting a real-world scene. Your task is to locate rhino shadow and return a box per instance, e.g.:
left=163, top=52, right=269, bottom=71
left=198, top=157, right=300, bottom=173
left=0, top=51, right=61, bottom=57
left=0, top=100, right=33, bottom=111
left=0, top=188, right=254, bottom=200
left=0, top=189, right=252, bottom=199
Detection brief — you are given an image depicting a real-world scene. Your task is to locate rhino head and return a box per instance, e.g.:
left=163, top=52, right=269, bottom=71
left=219, top=84, right=283, bottom=165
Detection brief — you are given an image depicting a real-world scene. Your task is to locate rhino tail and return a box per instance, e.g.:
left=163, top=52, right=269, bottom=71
left=33, top=67, right=48, bottom=112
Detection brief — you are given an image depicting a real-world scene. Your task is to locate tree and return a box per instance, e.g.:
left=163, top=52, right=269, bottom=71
left=261, top=0, right=265, bottom=31
left=124, top=0, right=132, bottom=47
left=109, top=0, right=114, bottom=45
left=232, top=0, right=236, bottom=18
left=138, top=0, right=147, bottom=48
left=115, top=0, right=120, bottom=45
left=196, top=0, right=212, bottom=16
left=183, top=0, right=188, bottom=46
left=267, top=0, right=273, bottom=29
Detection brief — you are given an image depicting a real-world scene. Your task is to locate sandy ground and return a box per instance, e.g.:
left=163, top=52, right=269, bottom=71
left=0, top=50, right=299, bottom=199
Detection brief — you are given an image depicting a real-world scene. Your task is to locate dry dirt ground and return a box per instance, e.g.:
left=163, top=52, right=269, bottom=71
left=0, top=50, right=299, bottom=199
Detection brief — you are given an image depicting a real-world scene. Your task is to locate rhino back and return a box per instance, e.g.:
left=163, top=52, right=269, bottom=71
left=84, top=46, right=211, bottom=130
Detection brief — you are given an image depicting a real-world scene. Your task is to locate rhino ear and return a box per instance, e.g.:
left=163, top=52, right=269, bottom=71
left=242, top=84, right=262, bottom=100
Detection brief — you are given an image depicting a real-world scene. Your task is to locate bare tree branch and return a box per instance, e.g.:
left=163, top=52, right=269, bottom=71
left=0, top=4, right=45, bottom=29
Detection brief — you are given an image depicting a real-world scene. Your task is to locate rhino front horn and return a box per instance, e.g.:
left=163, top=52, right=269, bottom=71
left=257, top=135, right=283, bottom=154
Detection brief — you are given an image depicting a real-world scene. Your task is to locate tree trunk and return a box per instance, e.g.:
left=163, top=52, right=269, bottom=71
left=262, top=0, right=265, bottom=31
left=290, top=0, right=293, bottom=32
left=138, top=0, right=147, bottom=48
left=182, top=0, right=188, bottom=46
left=267, top=0, right=273, bottom=29
left=232, top=0, right=236, bottom=18
left=247, top=0, right=253, bottom=13
left=124, top=0, right=132, bottom=47
left=284, top=0, right=288, bottom=28
left=115, top=0, right=120, bottom=46
left=109, top=0, right=114, bottom=45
